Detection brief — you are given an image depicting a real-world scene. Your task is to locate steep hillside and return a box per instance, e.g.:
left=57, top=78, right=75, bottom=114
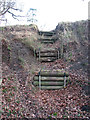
left=1, top=21, right=89, bottom=119
left=54, top=20, right=88, bottom=73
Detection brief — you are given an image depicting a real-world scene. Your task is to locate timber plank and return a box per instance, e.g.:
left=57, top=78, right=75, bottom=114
left=36, top=54, right=58, bottom=57
left=35, top=49, right=58, bottom=53
left=38, top=31, right=56, bottom=36
left=40, top=86, right=64, bottom=90
left=34, top=76, right=69, bottom=81
left=41, top=41, right=54, bottom=44
left=33, top=81, right=64, bottom=86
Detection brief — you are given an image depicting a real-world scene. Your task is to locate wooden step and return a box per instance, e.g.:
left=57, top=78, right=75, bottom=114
left=40, top=60, right=56, bottom=62
left=36, top=52, right=58, bottom=56
left=37, top=86, right=64, bottom=90
left=33, top=81, right=69, bottom=86
left=38, top=31, right=56, bottom=36
left=33, top=81, right=64, bottom=86
left=36, top=54, right=58, bottom=57
left=33, top=76, right=69, bottom=81
left=33, top=70, right=69, bottom=90
left=35, top=49, right=58, bottom=53
left=40, top=59, right=56, bottom=62
left=38, top=38, right=56, bottom=42
left=39, top=57, right=57, bottom=62
left=36, top=51, right=60, bottom=59
left=36, top=72, right=69, bottom=77
left=36, top=51, right=58, bottom=55
left=41, top=41, right=54, bottom=44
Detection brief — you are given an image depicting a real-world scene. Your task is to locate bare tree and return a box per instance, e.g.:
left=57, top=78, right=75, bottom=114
left=0, top=0, right=23, bottom=21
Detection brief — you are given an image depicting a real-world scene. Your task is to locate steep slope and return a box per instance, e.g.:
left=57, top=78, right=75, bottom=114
left=1, top=21, right=89, bottom=119
left=54, top=20, right=88, bottom=73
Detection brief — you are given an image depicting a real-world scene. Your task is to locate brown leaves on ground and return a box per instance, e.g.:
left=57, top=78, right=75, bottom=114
left=1, top=25, right=89, bottom=119
left=1, top=60, right=89, bottom=119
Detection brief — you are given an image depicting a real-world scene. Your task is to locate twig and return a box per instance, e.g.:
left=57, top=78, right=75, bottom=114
left=8, top=11, right=25, bottom=21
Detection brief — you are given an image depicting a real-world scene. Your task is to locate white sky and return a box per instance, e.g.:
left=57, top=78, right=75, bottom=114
left=1, top=0, right=90, bottom=30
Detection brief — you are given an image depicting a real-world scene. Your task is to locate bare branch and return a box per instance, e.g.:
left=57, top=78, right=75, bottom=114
left=0, top=0, right=24, bottom=21
left=0, top=1, right=14, bottom=16
left=8, top=11, right=25, bottom=21
left=10, top=7, right=22, bottom=12
left=8, top=11, right=19, bottom=21
left=0, top=7, right=10, bottom=16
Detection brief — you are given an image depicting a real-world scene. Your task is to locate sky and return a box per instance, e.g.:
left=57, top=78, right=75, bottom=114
left=0, top=0, right=90, bottom=30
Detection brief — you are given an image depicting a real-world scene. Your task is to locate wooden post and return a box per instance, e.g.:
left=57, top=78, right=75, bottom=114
left=58, top=48, right=60, bottom=59
left=39, top=48, right=40, bottom=61
left=61, top=40, right=63, bottom=58
left=64, top=72, right=66, bottom=88
left=34, top=48, right=36, bottom=57
left=39, top=70, right=41, bottom=89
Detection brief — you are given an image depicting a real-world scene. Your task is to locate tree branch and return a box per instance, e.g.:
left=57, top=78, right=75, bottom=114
left=0, top=1, right=24, bottom=21
left=0, top=7, right=10, bottom=16
left=10, top=7, right=22, bottom=12
left=8, top=11, right=19, bottom=21
left=8, top=11, right=25, bottom=21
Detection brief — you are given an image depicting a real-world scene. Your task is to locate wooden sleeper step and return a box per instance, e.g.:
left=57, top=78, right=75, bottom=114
left=38, top=38, right=57, bottom=42
left=33, top=70, right=69, bottom=90
left=38, top=57, right=57, bottom=60
left=38, top=38, right=54, bottom=40
left=33, top=81, right=64, bottom=86
left=35, top=49, right=58, bottom=53
left=38, top=31, right=56, bottom=36
left=39, top=58, right=57, bottom=62
left=41, top=41, right=54, bottom=44
left=37, top=86, right=64, bottom=90
left=36, top=52, right=58, bottom=56
left=33, top=81, right=69, bottom=86
left=34, top=76, right=69, bottom=81
left=36, top=72, right=69, bottom=77
left=36, top=54, right=58, bottom=57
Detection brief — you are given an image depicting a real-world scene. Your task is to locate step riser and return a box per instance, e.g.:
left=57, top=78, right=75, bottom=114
left=39, top=33, right=55, bottom=35
left=40, top=60, right=55, bottom=62
left=39, top=39, right=56, bottom=41
left=34, top=76, right=69, bottom=81
left=37, top=57, right=58, bottom=60
left=33, top=82, right=68, bottom=86
left=39, top=32, right=54, bottom=35
left=39, top=34, right=54, bottom=37
left=39, top=40, right=55, bottom=42
left=39, top=32, right=55, bottom=36
left=34, top=84, right=64, bottom=86
left=35, top=74, right=69, bottom=77
left=39, top=60, right=57, bottom=62
left=36, top=86, right=64, bottom=90
left=36, top=52, right=58, bottom=55
left=37, top=75, right=68, bottom=77
left=41, top=40, right=54, bottom=41
left=36, top=55, right=58, bottom=57
left=35, top=50, right=59, bottom=53
left=41, top=41, right=54, bottom=44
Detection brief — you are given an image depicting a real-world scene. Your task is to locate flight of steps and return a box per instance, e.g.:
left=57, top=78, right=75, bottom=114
left=38, top=31, right=57, bottom=44
left=35, top=31, right=60, bottom=62
left=32, top=31, right=69, bottom=90
left=32, top=70, right=69, bottom=90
